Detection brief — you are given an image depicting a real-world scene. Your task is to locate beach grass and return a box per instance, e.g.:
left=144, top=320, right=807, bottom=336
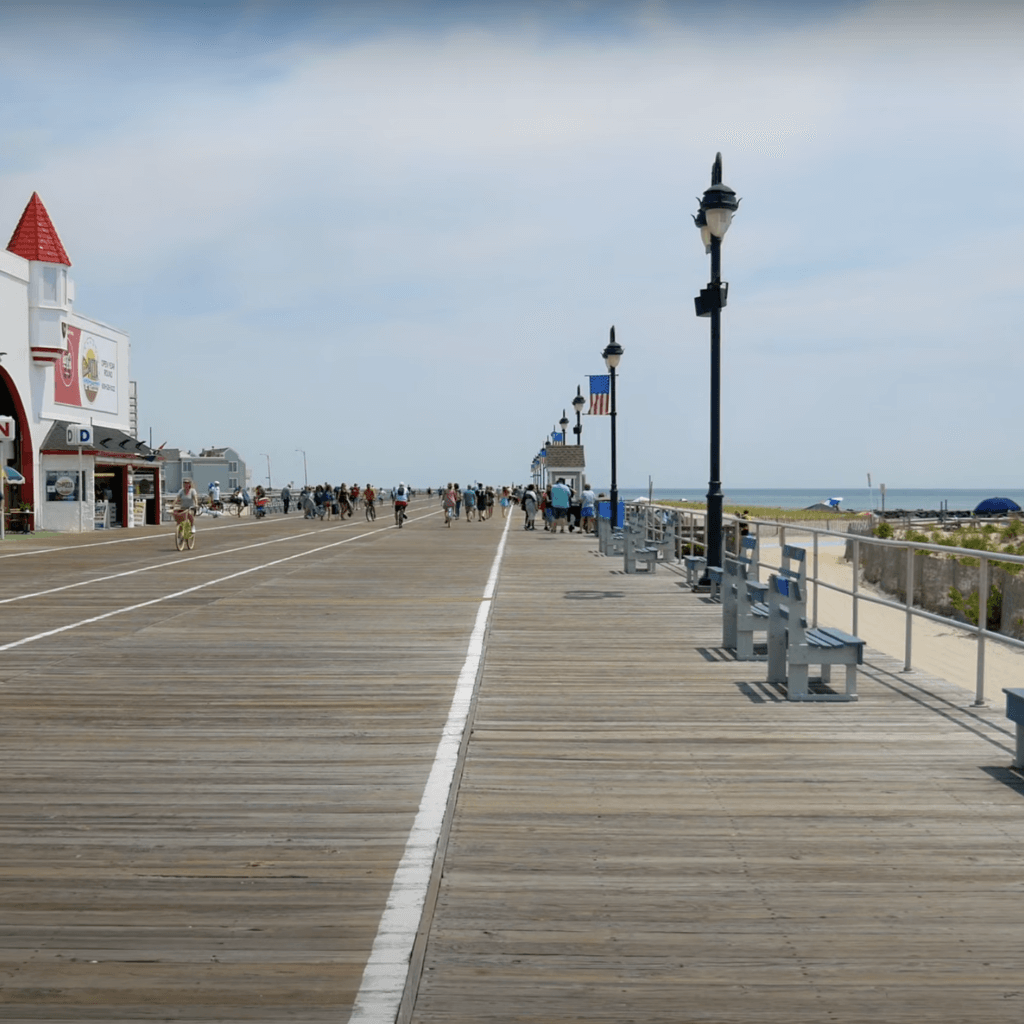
left=662, top=500, right=861, bottom=523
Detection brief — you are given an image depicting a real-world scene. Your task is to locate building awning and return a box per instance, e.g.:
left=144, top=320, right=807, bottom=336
left=39, top=421, right=159, bottom=462
left=2, top=465, right=26, bottom=484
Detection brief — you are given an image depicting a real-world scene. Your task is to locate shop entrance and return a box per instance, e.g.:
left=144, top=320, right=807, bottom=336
left=94, top=466, right=124, bottom=527
left=133, top=467, right=160, bottom=524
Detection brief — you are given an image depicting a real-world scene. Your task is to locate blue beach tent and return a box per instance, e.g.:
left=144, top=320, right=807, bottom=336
left=973, top=497, right=1022, bottom=514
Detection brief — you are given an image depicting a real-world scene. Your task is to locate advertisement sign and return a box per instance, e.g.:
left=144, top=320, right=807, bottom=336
left=55, top=323, right=119, bottom=414
left=46, top=470, right=85, bottom=501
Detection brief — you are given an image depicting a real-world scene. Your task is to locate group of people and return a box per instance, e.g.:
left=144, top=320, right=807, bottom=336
left=287, top=482, right=378, bottom=520
left=438, top=484, right=510, bottom=526
left=514, top=479, right=597, bottom=534
left=173, top=476, right=601, bottom=537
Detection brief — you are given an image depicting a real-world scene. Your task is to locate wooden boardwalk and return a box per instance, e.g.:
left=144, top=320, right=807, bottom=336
left=2, top=507, right=1024, bottom=1022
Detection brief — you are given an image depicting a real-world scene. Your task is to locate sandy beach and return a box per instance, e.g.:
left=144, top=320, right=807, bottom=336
left=757, top=533, right=1024, bottom=703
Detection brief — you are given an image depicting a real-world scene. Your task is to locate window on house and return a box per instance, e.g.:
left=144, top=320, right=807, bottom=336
left=228, top=461, right=238, bottom=473
left=42, top=266, right=65, bottom=305
left=182, top=461, right=192, bottom=474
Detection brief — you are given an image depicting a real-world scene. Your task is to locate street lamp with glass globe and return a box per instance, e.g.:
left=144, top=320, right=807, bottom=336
left=572, top=386, right=585, bottom=445
left=693, top=153, right=740, bottom=586
left=602, top=326, right=623, bottom=528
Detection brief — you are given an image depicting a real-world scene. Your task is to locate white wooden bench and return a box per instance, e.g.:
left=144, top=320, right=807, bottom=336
left=683, top=555, right=706, bottom=586
left=733, top=544, right=810, bottom=660
left=766, top=572, right=864, bottom=701
left=623, top=524, right=658, bottom=573
left=597, top=515, right=625, bottom=556
left=652, top=510, right=678, bottom=563
left=722, top=535, right=759, bottom=652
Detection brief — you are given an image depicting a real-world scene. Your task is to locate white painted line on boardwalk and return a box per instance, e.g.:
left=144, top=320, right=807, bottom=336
left=0, top=523, right=358, bottom=605
left=349, top=512, right=512, bottom=1024
left=0, top=523, right=395, bottom=654
left=0, top=509, right=438, bottom=606
left=0, top=513, right=265, bottom=559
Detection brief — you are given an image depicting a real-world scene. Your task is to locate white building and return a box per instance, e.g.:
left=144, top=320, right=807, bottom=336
left=0, top=192, right=160, bottom=532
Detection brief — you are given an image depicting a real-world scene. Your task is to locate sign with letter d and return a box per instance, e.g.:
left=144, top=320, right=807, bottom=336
left=66, top=424, right=93, bottom=447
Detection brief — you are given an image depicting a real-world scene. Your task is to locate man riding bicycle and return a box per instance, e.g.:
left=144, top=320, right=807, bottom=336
left=394, top=482, right=409, bottom=527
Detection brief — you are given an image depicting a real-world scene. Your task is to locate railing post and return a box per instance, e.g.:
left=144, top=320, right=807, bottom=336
left=975, top=555, right=988, bottom=706
left=851, top=537, right=860, bottom=637
left=812, top=532, right=819, bottom=628
left=904, top=544, right=914, bottom=672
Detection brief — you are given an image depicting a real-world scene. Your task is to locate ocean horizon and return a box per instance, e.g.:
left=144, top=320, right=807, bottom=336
left=607, top=486, right=1024, bottom=513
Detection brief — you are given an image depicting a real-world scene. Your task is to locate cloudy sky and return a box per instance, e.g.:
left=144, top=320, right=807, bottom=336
left=2, top=0, right=1021, bottom=491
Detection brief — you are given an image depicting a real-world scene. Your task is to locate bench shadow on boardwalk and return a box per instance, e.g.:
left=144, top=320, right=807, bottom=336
left=410, top=522, right=1024, bottom=1024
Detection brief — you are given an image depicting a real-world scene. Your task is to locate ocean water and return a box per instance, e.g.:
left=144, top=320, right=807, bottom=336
left=613, top=487, right=1024, bottom=513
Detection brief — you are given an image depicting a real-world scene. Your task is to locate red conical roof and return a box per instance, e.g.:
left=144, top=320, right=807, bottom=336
left=7, top=192, right=71, bottom=265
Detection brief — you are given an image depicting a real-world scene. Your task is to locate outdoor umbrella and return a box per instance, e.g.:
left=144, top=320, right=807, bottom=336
left=973, top=497, right=1022, bottom=514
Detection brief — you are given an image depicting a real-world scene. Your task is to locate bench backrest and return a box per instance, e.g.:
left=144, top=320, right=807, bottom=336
left=738, top=533, right=758, bottom=579
left=779, top=544, right=807, bottom=588
left=724, top=533, right=760, bottom=586
left=768, top=572, right=809, bottom=634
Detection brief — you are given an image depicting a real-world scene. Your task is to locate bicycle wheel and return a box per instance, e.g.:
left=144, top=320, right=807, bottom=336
left=366, top=502, right=376, bottom=521
left=395, top=506, right=402, bottom=527
left=175, top=522, right=186, bottom=550
left=186, top=523, right=195, bottom=550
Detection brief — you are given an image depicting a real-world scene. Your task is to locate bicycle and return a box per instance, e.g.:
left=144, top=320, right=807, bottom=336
left=365, top=498, right=377, bottom=521
left=172, top=505, right=200, bottom=550
left=394, top=502, right=407, bottom=528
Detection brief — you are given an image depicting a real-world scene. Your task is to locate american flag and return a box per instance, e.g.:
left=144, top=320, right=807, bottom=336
left=588, top=375, right=610, bottom=415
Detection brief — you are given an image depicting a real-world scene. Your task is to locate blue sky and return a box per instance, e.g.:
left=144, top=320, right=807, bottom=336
left=2, top=0, right=1021, bottom=492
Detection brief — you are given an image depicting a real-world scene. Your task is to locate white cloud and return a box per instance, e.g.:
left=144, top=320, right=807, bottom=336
left=2, top=1, right=1022, bottom=488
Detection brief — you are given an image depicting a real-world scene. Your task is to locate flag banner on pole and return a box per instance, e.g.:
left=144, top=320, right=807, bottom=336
left=588, top=375, right=610, bottom=415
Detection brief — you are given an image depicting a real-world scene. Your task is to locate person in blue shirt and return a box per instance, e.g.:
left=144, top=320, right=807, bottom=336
left=550, top=477, right=572, bottom=534
left=462, top=483, right=477, bottom=522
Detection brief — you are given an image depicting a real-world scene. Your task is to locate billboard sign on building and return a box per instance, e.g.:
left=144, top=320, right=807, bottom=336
left=55, top=323, right=119, bottom=414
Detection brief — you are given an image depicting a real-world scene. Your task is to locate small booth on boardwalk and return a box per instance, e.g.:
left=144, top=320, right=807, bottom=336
left=543, top=444, right=587, bottom=496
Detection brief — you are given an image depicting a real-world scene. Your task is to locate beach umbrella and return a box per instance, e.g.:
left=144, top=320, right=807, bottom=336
left=973, top=496, right=1022, bottom=514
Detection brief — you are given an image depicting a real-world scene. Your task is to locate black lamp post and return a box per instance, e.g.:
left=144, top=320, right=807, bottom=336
left=572, top=386, right=585, bottom=445
left=693, top=153, right=740, bottom=583
left=559, top=411, right=569, bottom=446
left=602, top=326, right=623, bottom=528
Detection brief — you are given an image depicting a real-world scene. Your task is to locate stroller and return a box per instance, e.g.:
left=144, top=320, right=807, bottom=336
left=254, top=496, right=270, bottom=519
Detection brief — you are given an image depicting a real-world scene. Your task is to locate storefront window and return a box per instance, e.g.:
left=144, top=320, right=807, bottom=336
left=46, top=470, right=84, bottom=501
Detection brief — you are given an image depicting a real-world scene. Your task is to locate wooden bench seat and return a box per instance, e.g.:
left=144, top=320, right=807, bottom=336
left=766, top=573, right=863, bottom=701
left=722, top=535, right=759, bottom=653
left=1003, top=688, right=1024, bottom=767
left=624, top=524, right=658, bottom=573
left=683, top=555, right=706, bottom=587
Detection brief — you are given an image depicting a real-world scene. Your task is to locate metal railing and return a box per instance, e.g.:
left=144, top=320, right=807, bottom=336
left=621, top=501, right=1024, bottom=705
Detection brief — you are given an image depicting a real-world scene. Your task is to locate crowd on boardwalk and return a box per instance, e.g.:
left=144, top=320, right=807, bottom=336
left=437, top=480, right=598, bottom=535
left=186, top=478, right=602, bottom=536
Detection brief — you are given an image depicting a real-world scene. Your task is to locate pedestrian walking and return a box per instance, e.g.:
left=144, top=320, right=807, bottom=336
left=522, top=485, right=538, bottom=530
